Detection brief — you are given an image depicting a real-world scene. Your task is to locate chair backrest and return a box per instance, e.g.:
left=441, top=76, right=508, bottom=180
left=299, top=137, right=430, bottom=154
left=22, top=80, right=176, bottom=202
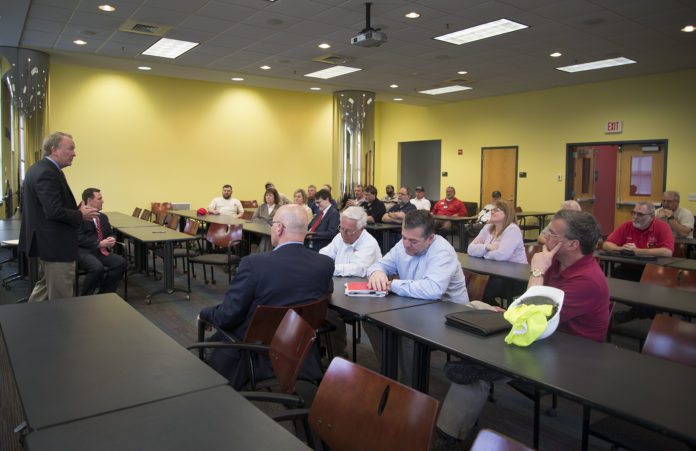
left=470, top=429, right=534, bottom=451
left=241, top=200, right=258, bottom=208
left=678, top=269, right=696, bottom=292
left=205, top=223, right=243, bottom=248
left=525, top=244, right=543, bottom=264
left=183, top=219, right=199, bottom=236
left=515, top=206, right=523, bottom=213
left=132, top=207, right=142, bottom=217
left=462, top=269, right=489, bottom=302
left=308, top=357, right=440, bottom=451
left=151, top=202, right=161, bottom=211
left=640, top=263, right=680, bottom=288
left=642, top=314, right=696, bottom=367
left=267, top=309, right=317, bottom=394
left=243, top=296, right=329, bottom=345
left=241, top=210, right=254, bottom=220
left=166, top=214, right=180, bottom=230
left=161, top=201, right=173, bottom=211
left=154, top=211, right=167, bottom=225
left=140, top=209, right=152, bottom=221
left=673, top=242, right=686, bottom=258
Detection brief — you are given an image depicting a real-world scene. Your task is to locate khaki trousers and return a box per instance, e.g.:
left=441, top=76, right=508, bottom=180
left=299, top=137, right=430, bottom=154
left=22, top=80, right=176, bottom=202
left=28, top=260, right=76, bottom=302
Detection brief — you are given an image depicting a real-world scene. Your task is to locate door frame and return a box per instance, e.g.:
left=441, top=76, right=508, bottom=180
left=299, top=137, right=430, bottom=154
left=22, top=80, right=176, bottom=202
left=564, top=139, right=668, bottom=202
left=480, top=146, right=518, bottom=208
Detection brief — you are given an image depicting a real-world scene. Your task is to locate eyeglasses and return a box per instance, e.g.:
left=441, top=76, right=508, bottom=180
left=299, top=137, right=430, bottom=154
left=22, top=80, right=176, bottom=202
left=544, top=230, right=565, bottom=239
left=631, top=211, right=650, bottom=217
left=490, top=208, right=503, bottom=213
left=338, top=226, right=360, bottom=236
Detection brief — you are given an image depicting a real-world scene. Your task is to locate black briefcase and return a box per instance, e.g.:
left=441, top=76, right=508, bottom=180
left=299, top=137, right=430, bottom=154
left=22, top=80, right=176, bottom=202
left=445, top=310, right=510, bottom=336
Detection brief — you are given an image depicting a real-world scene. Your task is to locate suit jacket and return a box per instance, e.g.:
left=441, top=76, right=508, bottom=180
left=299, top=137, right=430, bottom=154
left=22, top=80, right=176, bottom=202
left=78, top=212, right=115, bottom=256
left=199, top=243, right=334, bottom=387
left=308, top=205, right=340, bottom=239
left=199, top=242, right=335, bottom=341
left=19, top=158, right=82, bottom=262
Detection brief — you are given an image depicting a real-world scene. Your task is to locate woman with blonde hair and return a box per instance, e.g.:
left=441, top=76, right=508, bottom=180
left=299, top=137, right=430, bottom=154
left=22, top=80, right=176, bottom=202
left=293, top=188, right=313, bottom=224
left=467, top=201, right=526, bottom=263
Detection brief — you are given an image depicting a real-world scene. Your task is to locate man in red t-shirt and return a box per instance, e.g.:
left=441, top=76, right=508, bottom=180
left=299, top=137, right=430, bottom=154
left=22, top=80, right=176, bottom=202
left=603, top=201, right=674, bottom=257
left=431, top=186, right=468, bottom=234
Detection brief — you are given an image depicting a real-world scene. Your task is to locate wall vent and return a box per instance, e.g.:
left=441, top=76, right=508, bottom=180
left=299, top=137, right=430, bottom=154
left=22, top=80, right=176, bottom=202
left=312, top=54, right=351, bottom=65
left=118, top=20, right=171, bottom=36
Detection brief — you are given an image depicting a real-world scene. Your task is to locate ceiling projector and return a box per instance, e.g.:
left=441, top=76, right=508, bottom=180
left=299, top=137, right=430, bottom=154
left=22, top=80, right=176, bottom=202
left=351, top=3, right=387, bottom=48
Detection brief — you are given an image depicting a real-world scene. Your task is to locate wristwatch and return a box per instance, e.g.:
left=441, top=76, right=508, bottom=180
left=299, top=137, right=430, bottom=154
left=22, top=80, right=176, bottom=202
left=531, top=268, right=544, bottom=278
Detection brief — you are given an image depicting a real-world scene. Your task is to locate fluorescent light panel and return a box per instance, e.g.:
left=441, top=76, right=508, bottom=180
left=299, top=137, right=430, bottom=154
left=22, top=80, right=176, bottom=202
left=556, top=57, right=636, bottom=73
left=304, top=65, right=361, bottom=79
left=142, top=38, right=198, bottom=59
left=435, top=19, right=528, bottom=45
left=418, top=85, right=472, bottom=95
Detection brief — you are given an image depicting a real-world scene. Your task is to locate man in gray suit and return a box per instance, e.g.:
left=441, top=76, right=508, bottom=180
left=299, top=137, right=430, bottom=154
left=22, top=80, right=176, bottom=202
left=20, top=132, right=99, bottom=301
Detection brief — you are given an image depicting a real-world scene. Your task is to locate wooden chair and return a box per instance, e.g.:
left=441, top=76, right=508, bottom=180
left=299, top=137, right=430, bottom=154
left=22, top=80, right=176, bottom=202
left=153, top=210, right=168, bottom=225
left=193, top=296, right=329, bottom=391
left=470, top=429, right=533, bottom=451
left=462, top=269, right=489, bottom=301
left=241, top=200, right=258, bottom=208
left=166, top=214, right=180, bottom=230
left=190, top=309, right=317, bottom=404
left=172, top=219, right=200, bottom=274
left=678, top=269, right=696, bottom=291
left=241, top=210, right=254, bottom=220
left=131, top=207, right=142, bottom=217
left=188, top=223, right=243, bottom=284
left=673, top=242, right=686, bottom=258
left=525, top=244, right=543, bottom=264
left=609, top=264, right=682, bottom=348
left=587, top=315, right=696, bottom=450
left=140, top=209, right=152, bottom=221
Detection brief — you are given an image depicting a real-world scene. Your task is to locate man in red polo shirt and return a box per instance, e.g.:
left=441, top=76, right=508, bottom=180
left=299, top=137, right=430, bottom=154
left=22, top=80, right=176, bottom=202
left=603, top=201, right=674, bottom=257
left=432, top=186, right=468, bottom=234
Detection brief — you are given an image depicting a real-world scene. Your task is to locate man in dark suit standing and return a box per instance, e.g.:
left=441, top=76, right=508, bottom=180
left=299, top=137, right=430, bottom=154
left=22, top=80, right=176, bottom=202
left=77, top=188, right=127, bottom=295
left=19, top=132, right=99, bottom=302
left=198, top=204, right=334, bottom=388
left=306, top=188, right=340, bottom=251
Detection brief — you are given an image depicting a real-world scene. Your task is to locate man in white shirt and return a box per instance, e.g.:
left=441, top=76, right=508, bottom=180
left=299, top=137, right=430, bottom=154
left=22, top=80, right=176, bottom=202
left=320, top=206, right=382, bottom=357
left=208, top=184, right=244, bottom=217
left=656, top=190, right=694, bottom=239
left=344, top=185, right=367, bottom=209
left=410, top=186, right=431, bottom=211
left=320, top=206, right=382, bottom=277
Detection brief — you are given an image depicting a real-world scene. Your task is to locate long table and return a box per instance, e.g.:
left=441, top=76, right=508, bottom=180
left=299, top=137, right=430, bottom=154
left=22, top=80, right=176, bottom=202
left=104, top=211, right=161, bottom=228
left=367, top=301, right=696, bottom=449
left=458, top=253, right=696, bottom=317
left=329, top=277, right=439, bottom=360
left=365, top=222, right=401, bottom=254
left=0, top=294, right=227, bottom=432
left=24, top=385, right=309, bottom=450
left=432, top=214, right=478, bottom=251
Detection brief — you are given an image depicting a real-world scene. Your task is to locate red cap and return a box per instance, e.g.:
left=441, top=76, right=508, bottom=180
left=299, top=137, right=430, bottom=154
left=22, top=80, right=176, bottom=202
left=197, top=207, right=207, bottom=215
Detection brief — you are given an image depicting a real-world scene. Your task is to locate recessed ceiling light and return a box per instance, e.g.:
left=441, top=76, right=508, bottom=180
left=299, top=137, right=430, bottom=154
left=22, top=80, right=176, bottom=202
left=304, top=65, right=362, bottom=79
left=434, top=19, right=528, bottom=45
left=405, top=12, right=420, bottom=19
left=260, top=65, right=271, bottom=70
left=394, top=98, right=403, bottom=101
left=457, top=70, right=468, bottom=75
left=418, top=85, right=472, bottom=95
left=73, top=39, right=87, bottom=45
left=318, top=42, right=331, bottom=49
left=142, top=38, right=198, bottom=59
left=556, top=57, right=636, bottom=73
left=231, top=77, right=244, bottom=81
left=98, top=4, right=115, bottom=12
left=682, top=25, right=695, bottom=32
left=310, top=87, right=321, bottom=91
left=138, top=66, right=151, bottom=71
left=389, top=84, right=398, bottom=88
left=550, top=51, right=562, bottom=57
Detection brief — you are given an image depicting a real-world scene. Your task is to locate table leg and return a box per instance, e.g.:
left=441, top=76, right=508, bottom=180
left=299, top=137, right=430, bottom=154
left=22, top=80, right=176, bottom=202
left=458, top=221, right=467, bottom=252
left=381, top=230, right=390, bottom=255
left=381, top=326, right=398, bottom=379
left=145, top=241, right=191, bottom=304
left=581, top=405, right=590, bottom=451
left=412, top=341, right=430, bottom=393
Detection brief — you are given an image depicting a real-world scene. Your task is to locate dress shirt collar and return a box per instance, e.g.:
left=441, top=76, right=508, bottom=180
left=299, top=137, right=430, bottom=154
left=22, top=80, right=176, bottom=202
left=273, top=241, right=303, bottom=251
left=44, top=156, right=62, bottom=170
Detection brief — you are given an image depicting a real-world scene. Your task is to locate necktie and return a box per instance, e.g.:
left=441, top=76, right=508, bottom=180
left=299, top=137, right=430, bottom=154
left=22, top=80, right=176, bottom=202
left=95, top=217, right=109, bottom=256
left=309, top=211, right=324, bottom=232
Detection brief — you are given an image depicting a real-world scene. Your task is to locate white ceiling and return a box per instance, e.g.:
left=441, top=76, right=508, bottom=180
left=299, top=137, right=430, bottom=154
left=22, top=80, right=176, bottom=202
left=3, top=0, right=696, bottom=106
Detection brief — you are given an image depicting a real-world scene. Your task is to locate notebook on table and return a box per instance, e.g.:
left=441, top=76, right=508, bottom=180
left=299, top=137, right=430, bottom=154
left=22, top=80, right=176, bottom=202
left=445, top=310, right=510, bottom=336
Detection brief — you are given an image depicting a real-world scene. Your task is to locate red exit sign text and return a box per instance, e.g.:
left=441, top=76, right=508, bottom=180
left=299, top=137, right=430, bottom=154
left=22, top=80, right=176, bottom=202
left=605, top=120, right=623, bottom=133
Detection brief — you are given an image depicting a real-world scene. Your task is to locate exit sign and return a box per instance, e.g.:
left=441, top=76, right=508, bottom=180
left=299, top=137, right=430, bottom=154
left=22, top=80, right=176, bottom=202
left=605, top=120, right=623, bottom=133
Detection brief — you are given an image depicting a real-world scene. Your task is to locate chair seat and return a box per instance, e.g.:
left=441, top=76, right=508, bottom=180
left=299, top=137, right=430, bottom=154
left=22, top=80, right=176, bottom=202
left=611, top=318, right=652, bottom=339
left=189, top=253, right=241, bottom=265
left=590, top=416, right=690, bottom=451
left=173, top=248, right=199, bottom=258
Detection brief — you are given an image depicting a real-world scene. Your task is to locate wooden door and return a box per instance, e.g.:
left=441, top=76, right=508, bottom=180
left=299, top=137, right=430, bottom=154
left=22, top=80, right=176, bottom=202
left=481, top=147, right=517, bottom=207
left=572, top=146, right=596, bottom=213
left=615, top=143, right=666, bottom=229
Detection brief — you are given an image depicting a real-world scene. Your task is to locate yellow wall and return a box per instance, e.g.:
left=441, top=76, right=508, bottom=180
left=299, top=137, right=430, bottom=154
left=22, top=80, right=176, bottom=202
left=48, top=64, right=333, bottom=213
left=48, top=64, right=695, bottom=215
left=375, top=69, right=696, bottom=213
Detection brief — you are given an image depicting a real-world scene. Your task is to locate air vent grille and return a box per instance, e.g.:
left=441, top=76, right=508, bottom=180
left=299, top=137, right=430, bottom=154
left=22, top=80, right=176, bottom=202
left=118, top=20, right=171, bottom=37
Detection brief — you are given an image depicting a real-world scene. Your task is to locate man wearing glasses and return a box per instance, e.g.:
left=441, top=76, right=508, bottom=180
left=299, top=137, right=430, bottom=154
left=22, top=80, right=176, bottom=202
left=603, top=201, right=674, bottom=257
left=655, top=190, right=693, bottom=239
left=437, top=210, right=609, bottom=445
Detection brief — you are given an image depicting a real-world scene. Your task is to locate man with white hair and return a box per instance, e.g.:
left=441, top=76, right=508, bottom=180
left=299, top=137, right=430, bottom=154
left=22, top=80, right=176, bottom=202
left=320, top=206, right=382, bottom=277
left=320, top=206, right=382, bottom=357
left=656, top=190, right=693, bottom=239
left=538, top=199, right=582, bottom=245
